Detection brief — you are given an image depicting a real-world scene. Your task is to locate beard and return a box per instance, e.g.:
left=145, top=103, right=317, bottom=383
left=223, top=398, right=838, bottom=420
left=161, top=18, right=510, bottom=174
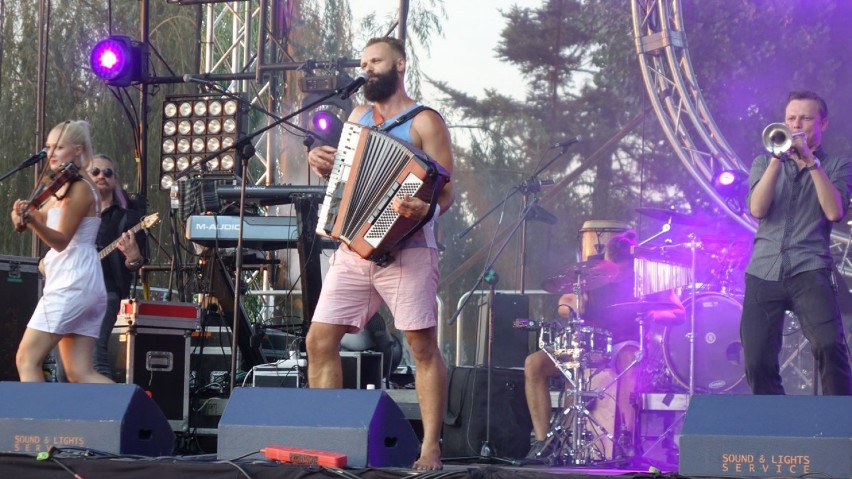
left=363, top=69, right=399, bottom=103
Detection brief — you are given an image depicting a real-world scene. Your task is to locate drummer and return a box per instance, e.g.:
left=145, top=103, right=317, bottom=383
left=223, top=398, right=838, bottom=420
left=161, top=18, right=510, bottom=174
left=523, top=230, right=684, bottom=462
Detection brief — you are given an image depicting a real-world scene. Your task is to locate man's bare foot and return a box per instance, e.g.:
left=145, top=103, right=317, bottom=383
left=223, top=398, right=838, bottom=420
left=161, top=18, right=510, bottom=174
left=412, top=442, right=442, bottom=471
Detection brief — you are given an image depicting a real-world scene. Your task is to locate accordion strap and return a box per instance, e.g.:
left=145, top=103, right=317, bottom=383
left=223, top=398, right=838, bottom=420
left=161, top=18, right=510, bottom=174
left=378, top=105, right=440, bottom=133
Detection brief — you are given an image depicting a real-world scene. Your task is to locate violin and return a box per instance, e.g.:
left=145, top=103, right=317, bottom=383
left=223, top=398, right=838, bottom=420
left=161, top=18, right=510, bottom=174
left=15, top=162, right=81, bottom=233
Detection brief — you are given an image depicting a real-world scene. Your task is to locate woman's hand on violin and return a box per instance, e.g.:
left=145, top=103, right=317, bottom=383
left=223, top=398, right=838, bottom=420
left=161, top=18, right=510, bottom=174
left=11, top=200, right=28, bottom=228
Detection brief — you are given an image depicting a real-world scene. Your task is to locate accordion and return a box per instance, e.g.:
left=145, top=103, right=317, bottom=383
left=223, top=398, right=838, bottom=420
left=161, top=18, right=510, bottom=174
left=316, top=122, right=450, bottom=265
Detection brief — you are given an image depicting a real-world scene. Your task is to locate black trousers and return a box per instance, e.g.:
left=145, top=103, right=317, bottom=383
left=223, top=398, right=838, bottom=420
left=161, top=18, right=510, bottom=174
left=741, top=269, right=852, bottom=395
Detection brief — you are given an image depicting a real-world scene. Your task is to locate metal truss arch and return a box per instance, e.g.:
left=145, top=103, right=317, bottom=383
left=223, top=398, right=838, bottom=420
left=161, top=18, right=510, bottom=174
left=631, top=0, right=755, bottom=232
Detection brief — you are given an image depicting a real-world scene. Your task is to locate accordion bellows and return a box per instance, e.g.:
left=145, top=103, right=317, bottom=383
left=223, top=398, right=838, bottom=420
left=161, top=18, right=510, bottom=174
left=317, top=122, right=450, bottom=265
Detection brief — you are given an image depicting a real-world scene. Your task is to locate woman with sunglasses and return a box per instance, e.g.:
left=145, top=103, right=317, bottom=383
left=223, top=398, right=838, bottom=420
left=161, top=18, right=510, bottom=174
left=9, top=120, right=111, bottom=383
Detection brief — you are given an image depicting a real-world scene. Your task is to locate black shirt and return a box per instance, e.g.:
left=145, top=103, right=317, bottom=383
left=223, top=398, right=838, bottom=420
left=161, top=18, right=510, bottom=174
left=97, top=204, right=145, bottom=298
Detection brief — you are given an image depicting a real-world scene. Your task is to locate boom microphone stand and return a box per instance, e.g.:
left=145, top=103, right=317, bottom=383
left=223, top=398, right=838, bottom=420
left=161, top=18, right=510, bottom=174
left=448, top=202, right=537, bottom=462
left=450, top=141, right=577, bottom=325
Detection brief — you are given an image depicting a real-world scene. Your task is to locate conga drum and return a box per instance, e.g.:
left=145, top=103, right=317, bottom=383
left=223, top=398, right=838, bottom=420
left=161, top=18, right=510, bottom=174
left=579, top=220, right=629, bottom=261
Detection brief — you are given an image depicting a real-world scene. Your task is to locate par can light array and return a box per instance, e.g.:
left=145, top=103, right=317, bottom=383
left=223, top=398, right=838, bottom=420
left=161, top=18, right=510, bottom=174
left=159, top=95, right=246, bottom=190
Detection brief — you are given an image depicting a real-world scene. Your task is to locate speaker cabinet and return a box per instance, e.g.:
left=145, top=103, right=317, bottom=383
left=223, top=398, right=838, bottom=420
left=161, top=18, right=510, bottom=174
left=680, top=394, right=852, bottom=478
left=217, top=387, right=419, bottom=467
left=443, top=366, right=532, bottom=459
left=477, top=293, right=532, bottom=369
left=0, top=382, right=174, bottom=456
left=0, top=256, right=41, bottom=381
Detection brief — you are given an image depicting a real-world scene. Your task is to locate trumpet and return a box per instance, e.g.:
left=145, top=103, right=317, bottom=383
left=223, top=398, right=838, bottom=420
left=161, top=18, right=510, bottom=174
left=762, top=122, right=807, bottom=156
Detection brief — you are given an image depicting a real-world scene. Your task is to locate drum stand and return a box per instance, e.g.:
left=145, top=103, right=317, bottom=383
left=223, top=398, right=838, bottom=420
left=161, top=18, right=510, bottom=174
left=539, top=340, right=614, bottom=465
left=535, top=278, right=634, bottom=466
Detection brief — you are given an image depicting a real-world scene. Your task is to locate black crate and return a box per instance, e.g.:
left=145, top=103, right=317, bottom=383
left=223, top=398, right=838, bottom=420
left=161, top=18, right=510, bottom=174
left=252, top=358, right=305, bottom=388
left=114, top=326, right=191, bottom=432
left=251, top=351, right=382, bottom=389
left=341, top=351, right=383, bottom=389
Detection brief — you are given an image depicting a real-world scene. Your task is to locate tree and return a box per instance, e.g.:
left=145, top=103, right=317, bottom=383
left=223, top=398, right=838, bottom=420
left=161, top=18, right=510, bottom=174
left=433, top=0, right=852, bottom=305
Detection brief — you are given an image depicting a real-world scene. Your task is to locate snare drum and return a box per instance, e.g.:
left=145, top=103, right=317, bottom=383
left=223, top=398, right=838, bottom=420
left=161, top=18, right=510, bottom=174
left=579, top=220, right=629, bottom=261
left=552, top=326, right=613, bottom=367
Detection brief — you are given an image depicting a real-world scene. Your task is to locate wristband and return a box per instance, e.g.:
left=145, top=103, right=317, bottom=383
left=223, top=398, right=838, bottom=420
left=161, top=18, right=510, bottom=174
left=805, top=159, right=821, bottom=171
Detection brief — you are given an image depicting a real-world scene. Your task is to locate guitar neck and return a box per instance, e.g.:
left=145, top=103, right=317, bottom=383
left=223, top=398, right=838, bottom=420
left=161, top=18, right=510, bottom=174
left=98, top=222, right=145, bottom=260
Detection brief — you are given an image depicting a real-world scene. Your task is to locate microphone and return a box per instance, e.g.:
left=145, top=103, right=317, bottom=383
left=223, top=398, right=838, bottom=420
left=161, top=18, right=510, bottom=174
left=21, top=149, right=47, bottom=168
left=521, top=178, right=555, bottom=191
left=338, top=73, right=369, bottom=99
left=552, top=135, right=582, bottom=149
left=183, top=74, right=215, bottom=86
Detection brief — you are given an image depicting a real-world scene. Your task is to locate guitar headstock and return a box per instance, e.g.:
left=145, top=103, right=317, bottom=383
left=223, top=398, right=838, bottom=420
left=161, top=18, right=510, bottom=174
left=141, top=213, right=161, bottom=229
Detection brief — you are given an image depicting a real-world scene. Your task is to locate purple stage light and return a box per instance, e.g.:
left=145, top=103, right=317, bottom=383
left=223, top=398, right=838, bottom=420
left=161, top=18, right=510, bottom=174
left=311, top=111, right=335, bottom=132
left=89, top=36, right=145, bottom=87
left=91, top=38, right=129, bottom=81
left=717, top=171, right=737, bottom=187
left=712, top=169, right=749, bottom=207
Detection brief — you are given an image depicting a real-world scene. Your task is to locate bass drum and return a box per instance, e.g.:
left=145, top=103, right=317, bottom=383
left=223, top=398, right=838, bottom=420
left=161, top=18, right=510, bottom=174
left=663, top=293, right=747, bottom=393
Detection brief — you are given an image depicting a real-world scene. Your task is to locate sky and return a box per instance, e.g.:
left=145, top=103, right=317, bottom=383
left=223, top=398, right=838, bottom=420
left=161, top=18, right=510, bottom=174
left=350, top=1, right=537, bottom=103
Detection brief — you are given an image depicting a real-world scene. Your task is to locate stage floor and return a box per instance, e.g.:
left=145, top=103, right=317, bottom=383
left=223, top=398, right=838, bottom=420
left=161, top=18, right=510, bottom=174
left=0, top=452, right=686, bottom=479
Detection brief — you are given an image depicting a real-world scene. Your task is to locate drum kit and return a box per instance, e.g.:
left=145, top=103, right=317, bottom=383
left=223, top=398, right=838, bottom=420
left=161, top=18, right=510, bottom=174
left=530, top=210, right=755, bottom=466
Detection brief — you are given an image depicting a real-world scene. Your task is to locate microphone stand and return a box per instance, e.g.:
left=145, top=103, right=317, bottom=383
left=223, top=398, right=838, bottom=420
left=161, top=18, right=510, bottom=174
left=227, top=139, right=256, bottom=393
left=184, top=78, right=318, bottom=142
left=519, top=179, right=553, bottom=293
left=454, top=146, right=569, bottom=243
left=449, top=144, right=574, bottom=326
left=448, top=198, right=544, bottom=327
left=0, top=152, right=46, bottom=183
left=447, top=201, right=537, bottom=463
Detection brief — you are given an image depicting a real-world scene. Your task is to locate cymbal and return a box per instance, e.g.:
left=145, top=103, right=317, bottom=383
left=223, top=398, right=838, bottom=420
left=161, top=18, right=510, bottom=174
left=697, top=235, right=752, bottom=258
left=636, top=207, right=705, bottom=226
left=607, top=300, right=679, bottom=317
left=541, top=259, right=618, bottom=294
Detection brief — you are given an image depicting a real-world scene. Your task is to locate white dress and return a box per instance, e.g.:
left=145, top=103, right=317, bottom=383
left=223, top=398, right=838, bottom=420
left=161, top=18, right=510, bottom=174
left=27, top=184, right=107, bottom=338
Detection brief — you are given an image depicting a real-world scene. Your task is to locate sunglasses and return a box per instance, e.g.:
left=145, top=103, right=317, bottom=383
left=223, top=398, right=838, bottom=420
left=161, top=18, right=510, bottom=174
left=89, top=167, right=114, bottom=178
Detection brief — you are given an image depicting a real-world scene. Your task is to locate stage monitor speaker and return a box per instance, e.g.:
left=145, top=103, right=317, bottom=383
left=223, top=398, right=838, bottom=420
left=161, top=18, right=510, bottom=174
left=476, top=293, right=531, bottom=369
left=680, top=394, right=852, bottom=478
left=443, top=366, right=532, bottom=460
left=217, top=387, right=419, bottom=467
left=0, top=382, right=175, bottom=456
left=0, top=256, right=41, bottom=381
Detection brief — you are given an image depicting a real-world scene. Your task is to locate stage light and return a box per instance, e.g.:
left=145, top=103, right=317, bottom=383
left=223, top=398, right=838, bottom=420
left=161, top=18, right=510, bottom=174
left=300, top=94, right=351, bottom=147
left=159, top=95, right=246, bottom=190
left=712, top=169, right=749, bottom=214
left=299, top=72, right=355, bottom=148
left=712, top=169, right=749, bottom=199
left=90, top=36, right=147, bottom=87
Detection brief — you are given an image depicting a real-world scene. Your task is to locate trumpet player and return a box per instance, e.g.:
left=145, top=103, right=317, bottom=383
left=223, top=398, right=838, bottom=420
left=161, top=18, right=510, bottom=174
left=741, top=90, right=852, bottom=395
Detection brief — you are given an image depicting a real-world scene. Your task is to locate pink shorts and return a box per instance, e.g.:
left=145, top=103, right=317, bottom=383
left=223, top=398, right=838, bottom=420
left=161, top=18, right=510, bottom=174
left=312, top=245, right=439, bottom=332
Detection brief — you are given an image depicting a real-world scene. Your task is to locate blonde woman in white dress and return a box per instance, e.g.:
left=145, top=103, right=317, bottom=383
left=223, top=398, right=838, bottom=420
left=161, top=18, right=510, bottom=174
left=10, top=120, right=111, bottom=383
